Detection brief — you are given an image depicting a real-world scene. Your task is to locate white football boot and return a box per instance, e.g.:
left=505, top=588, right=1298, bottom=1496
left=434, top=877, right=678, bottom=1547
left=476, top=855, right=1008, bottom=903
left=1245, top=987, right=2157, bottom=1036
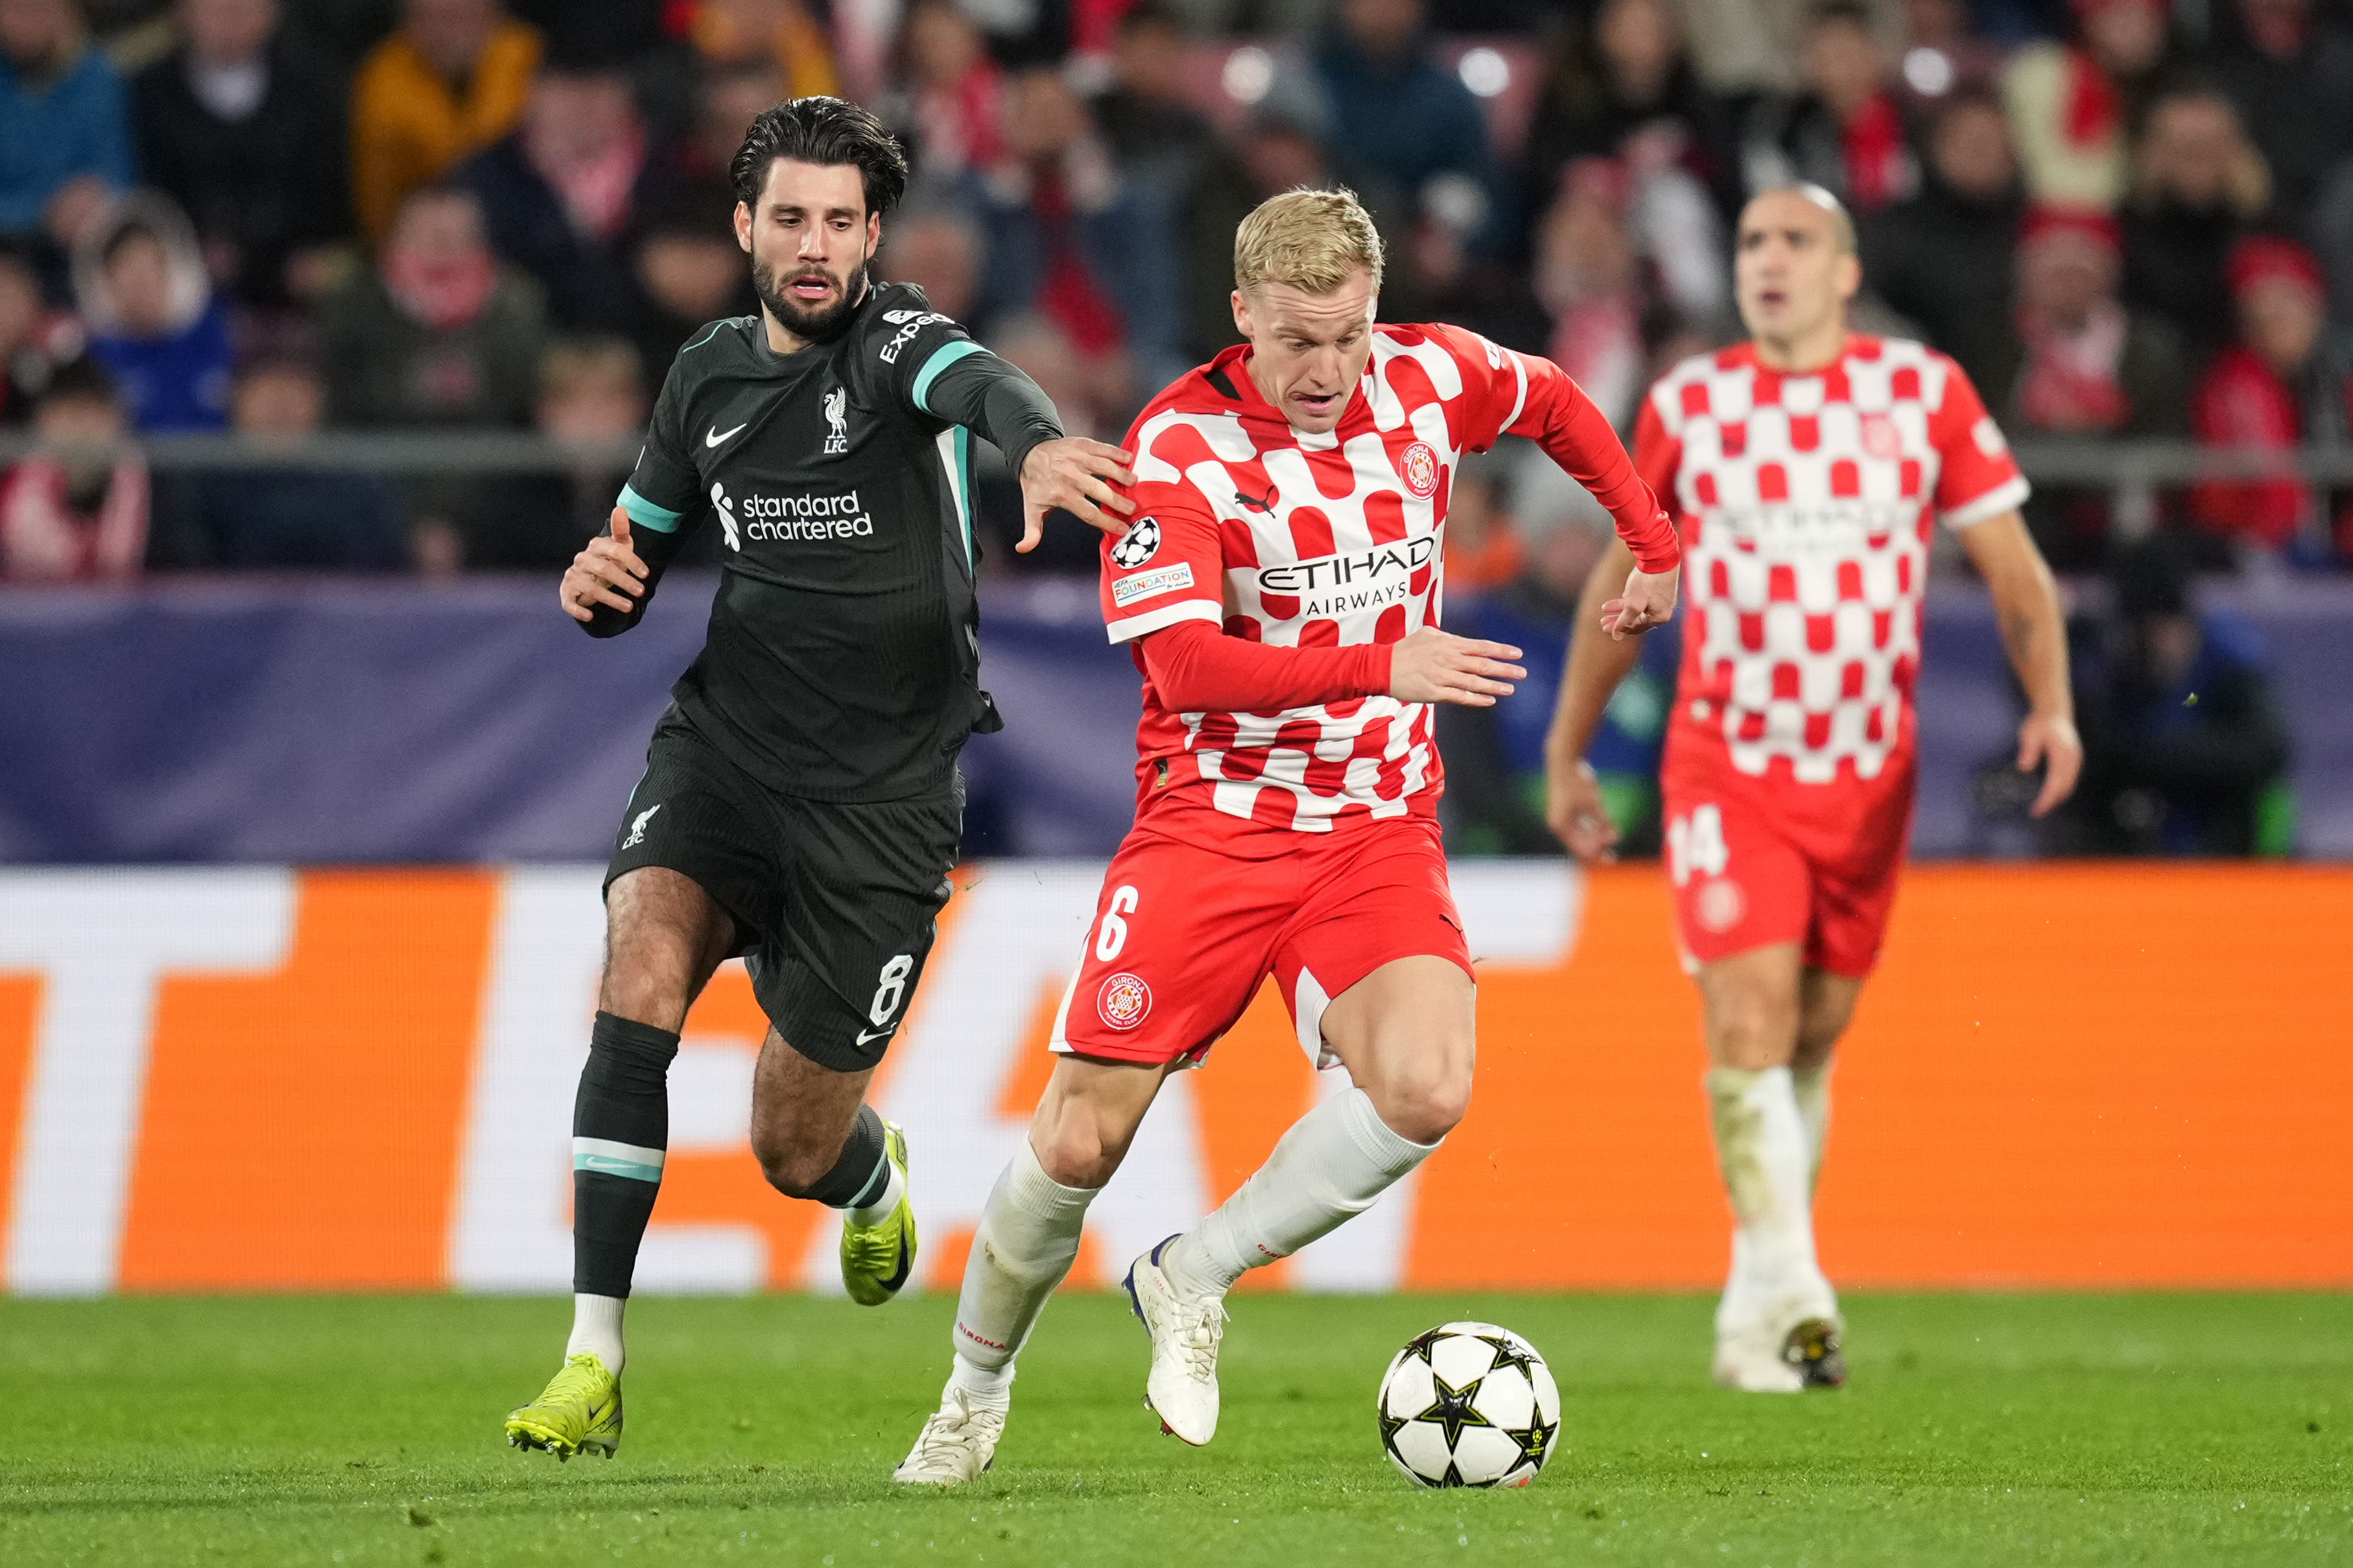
left=892, top=1385, right=1004, bottom=1486
left=1712, top=1320, right=1806, bottom=1392
left=1123, top=1234, right=1227, bottom=1445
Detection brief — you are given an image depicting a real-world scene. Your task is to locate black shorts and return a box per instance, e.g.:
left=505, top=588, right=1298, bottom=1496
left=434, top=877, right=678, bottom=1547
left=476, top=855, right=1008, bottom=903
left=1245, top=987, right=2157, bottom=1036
left=604, top=712, right=962, bottom=1072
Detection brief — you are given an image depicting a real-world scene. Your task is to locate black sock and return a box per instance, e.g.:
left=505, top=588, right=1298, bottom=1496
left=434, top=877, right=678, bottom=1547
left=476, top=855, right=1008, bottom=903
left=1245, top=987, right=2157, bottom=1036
left=801, top=1102, right=890, bottom=1209
left=571, top=1011, right=680, bottom=1298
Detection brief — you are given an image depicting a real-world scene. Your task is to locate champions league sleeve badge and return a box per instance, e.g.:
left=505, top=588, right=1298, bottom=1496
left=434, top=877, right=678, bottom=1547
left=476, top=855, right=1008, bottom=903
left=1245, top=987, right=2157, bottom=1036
left=1110, top=515, right=1162, bottom=569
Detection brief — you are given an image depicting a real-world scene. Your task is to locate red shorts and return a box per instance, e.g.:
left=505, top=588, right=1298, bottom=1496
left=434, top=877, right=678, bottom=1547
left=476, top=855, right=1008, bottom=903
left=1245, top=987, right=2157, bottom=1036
left=1657, top=725, right=1916, bottom=978
left=1050, top=816, right=1473, bottom=1068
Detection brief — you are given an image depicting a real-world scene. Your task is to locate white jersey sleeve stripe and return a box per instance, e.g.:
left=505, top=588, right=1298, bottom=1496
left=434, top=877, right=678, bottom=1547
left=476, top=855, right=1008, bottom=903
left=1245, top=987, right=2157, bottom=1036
left=1940, top=474, right=2031, bottom=529
left=1106, top=597, right=1222, bottom=644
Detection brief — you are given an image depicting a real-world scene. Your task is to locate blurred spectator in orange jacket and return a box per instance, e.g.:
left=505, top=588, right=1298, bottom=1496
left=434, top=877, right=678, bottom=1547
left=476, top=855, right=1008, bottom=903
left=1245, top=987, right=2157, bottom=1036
left=2188, top=235, right=2352, bottom=559
left=2000, top=0, right=2171, bottom=213
left=0, top=357, right=146, bottom=581
left=350, top=0, right=542, bottom=243
left=683, top=0, right=836, bottom=101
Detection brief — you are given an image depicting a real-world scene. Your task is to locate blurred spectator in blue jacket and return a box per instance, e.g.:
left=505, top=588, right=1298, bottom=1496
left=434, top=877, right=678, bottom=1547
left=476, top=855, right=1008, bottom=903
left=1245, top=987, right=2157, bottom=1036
left=0, top=0, right=134, bottom=267
left=455, top=40, right=661, bottom=331
left=130, top=0, right=351, bottom=312
left=169, top=358, right=409, bottom=568
left=77, top=194, right=235, bottom=432
left=1314, top=0, right=1498, bottom=253
left=964, top=65, right=1181, bottom=417
left=2058, top=535, right=2293, bottom=856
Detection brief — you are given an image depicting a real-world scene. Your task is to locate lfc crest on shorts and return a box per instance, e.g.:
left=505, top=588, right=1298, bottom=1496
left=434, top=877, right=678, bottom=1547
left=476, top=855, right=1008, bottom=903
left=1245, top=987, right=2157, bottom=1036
left=1400, top=441, right=1439, bottom=498
left=1096, top=972, right=1152, bottom=1030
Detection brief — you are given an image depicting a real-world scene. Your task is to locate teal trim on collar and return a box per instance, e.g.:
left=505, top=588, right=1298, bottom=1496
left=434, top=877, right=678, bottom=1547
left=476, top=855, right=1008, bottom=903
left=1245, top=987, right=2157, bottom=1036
left=679, top=319, right=731, bottom=355
left=911, top=339, right=989, bottom=415
left=617, top=483, right=684, bottom=533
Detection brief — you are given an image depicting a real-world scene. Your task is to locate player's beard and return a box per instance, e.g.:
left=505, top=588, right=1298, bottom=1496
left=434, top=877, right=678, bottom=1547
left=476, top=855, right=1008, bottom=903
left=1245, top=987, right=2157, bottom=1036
left=753, top=254, right=869, bottom=343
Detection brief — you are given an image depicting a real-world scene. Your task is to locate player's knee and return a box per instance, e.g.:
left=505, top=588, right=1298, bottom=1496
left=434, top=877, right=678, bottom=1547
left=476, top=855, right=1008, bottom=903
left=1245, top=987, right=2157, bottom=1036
left=749, top=1125, right=833, bottom=1198
left=1702, top=986, right=1799, bottom=1071
left=1030, top=1120, right=1122, bottom=1189
left=1369, top=1060, right=1472, bottom=1146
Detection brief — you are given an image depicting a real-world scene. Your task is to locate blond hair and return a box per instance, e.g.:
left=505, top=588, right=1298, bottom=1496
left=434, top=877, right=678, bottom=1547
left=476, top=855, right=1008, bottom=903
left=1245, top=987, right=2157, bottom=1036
left=1233, top=187, right=1384, bottom=297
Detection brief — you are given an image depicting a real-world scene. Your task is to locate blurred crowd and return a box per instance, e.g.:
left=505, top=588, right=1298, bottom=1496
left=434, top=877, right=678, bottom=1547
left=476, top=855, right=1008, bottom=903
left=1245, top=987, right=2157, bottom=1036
left=4, top=0, right=2353, bottom=581
left=0, top=0, right=2330, bottom=850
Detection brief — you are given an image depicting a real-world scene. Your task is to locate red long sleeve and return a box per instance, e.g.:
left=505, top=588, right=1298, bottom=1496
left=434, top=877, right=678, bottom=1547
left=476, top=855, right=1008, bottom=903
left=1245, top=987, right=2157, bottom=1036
left=1138, top=620, right=1393, bottom=713
left=1517, top=353, right=1681, bottom=574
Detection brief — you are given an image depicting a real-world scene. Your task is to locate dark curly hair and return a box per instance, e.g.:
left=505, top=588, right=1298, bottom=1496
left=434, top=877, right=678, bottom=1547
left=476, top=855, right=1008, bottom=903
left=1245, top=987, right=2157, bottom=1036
left=729, top=96, right=910, bottom=218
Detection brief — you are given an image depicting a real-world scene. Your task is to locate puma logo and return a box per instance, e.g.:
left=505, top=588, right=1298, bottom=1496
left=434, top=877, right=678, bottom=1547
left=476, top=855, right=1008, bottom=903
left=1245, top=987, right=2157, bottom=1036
left=1235, top=483, right=1278, bottom=515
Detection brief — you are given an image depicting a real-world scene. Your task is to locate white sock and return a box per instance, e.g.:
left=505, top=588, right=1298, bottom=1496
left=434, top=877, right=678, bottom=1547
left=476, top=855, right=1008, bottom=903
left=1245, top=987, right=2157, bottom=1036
left=845, top=1155, right=906, bottom=1228
left=1162, top=1085, right=1438, bottom=1297
left=1706, top=1066, right=1835, bottom=1333
left=1790, top=1063, right=1830, bottom=1193
left=566, top=1293, right=626, bottom=1374
left=947, top=1139, right=1097, bottom=1409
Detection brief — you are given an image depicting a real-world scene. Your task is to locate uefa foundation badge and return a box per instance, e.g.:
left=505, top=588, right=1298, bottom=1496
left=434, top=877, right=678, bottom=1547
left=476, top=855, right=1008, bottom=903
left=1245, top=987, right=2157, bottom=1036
left=1097, top=972, right=1152, bottom=1031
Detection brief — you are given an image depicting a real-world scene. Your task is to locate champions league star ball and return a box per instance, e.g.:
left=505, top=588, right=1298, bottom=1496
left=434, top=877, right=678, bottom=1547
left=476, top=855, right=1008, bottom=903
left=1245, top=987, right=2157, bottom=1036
left=1377, top=1322, right=1560, bottom=1489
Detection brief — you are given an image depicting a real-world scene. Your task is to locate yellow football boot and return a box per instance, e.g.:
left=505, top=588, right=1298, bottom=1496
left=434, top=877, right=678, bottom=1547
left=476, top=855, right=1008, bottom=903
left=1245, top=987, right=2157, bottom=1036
left=504, top=1352, right=622, bottom=1460
left=840, top=1120, right=917, bottom=1305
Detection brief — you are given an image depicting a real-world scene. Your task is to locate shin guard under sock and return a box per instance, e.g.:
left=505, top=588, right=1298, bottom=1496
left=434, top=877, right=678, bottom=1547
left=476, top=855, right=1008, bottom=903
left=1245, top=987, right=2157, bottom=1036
left=571, top=1011, right=680, bottom=1299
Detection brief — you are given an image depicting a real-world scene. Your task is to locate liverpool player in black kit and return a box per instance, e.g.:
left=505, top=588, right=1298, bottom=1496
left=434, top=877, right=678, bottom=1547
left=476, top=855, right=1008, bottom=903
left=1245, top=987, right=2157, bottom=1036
left=505, top=98, right=1137, bottom=1460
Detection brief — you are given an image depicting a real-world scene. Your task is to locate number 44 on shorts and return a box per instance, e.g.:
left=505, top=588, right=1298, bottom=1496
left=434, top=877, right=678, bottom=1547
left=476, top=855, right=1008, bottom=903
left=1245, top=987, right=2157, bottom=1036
left=1667, top=805, right=1729, bottom=888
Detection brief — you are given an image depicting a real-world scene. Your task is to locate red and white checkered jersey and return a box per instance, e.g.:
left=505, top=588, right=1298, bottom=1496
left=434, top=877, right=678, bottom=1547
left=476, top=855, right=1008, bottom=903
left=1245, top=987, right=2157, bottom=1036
left=1102, top=323, right=1675, bottom=849
left=1636, top=335, right=2028, bottom=784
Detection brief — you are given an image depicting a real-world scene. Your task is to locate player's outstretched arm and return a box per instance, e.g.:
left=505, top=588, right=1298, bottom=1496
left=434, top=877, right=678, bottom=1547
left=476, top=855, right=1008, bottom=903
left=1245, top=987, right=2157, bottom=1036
left=913, top=347, right=1137, bottom=552
left=1960, top=509, right=2082, bottom=818
left=1137, top=623, right=1521, bottom=715
left=1017, top=438, right=1137, bottom=552
left=1542, top=537, right=1649, bottom=863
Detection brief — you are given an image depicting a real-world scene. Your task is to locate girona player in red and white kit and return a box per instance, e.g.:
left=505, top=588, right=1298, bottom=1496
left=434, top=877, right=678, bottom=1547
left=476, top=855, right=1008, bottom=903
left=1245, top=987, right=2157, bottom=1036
left=895, top=189, right=1680, bottom=1482
left=1544, top=186, right=2081, bottom=1392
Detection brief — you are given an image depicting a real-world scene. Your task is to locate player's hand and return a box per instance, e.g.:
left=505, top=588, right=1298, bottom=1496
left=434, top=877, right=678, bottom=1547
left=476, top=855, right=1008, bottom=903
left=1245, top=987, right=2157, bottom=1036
left=1017, top=438, right=1137, bottom=553
left=1388, top=628, right=1525, bottom=708
left=1600, top=563, right=1679, bottom=640
left=2016, top=708, right=2083, bottom=818
left=1544, top=757, right=1620, bottom=864
left=560, top=507, right=650, bottom=622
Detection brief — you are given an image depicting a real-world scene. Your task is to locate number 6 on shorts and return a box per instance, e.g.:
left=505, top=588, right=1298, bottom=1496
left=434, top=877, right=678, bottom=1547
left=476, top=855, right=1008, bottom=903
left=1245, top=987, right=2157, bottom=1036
left=1095, top=884, right=1140, bottom=961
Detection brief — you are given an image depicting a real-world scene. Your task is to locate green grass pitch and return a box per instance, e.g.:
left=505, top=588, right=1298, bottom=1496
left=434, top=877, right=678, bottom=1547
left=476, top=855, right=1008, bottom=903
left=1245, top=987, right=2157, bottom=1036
left=1, top=1291, right=2347, bottom=1565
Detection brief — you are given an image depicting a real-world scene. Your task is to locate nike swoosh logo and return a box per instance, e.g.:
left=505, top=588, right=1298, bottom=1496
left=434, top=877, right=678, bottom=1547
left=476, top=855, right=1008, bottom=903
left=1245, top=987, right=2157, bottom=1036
left=857, top=1028, right=895, bottom=1046
left=706, top=423, right=748, bottom=447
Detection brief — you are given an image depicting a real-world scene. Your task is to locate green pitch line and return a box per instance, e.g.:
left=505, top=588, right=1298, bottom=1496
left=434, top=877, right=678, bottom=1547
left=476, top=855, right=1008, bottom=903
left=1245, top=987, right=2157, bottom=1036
left=0, top=1292, right=2346, bottom=1565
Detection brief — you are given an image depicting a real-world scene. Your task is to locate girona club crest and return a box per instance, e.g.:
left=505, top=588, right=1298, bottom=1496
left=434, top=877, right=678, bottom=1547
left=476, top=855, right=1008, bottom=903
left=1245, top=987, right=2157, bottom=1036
left=1097, top=972, right=1152, bottom=1031
left=1400, top=441, right=1439, bottom=498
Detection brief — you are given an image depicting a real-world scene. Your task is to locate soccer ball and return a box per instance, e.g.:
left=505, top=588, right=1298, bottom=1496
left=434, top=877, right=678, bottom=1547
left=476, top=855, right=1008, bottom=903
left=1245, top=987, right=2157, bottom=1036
left=1377, top=1321, right=1559, bottom=1489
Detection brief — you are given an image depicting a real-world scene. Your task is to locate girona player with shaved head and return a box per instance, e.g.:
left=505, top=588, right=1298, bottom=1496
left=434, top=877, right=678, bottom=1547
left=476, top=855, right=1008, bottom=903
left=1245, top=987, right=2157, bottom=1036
left=894, top=188, right=1681, bottom=1482
left=1544, top=185, right=2081, bottom=1392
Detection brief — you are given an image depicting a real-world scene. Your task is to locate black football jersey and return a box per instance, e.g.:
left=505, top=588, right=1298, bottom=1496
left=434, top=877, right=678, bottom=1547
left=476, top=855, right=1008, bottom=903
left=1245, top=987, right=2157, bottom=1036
left=617, top=282, right=999, bottom=802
